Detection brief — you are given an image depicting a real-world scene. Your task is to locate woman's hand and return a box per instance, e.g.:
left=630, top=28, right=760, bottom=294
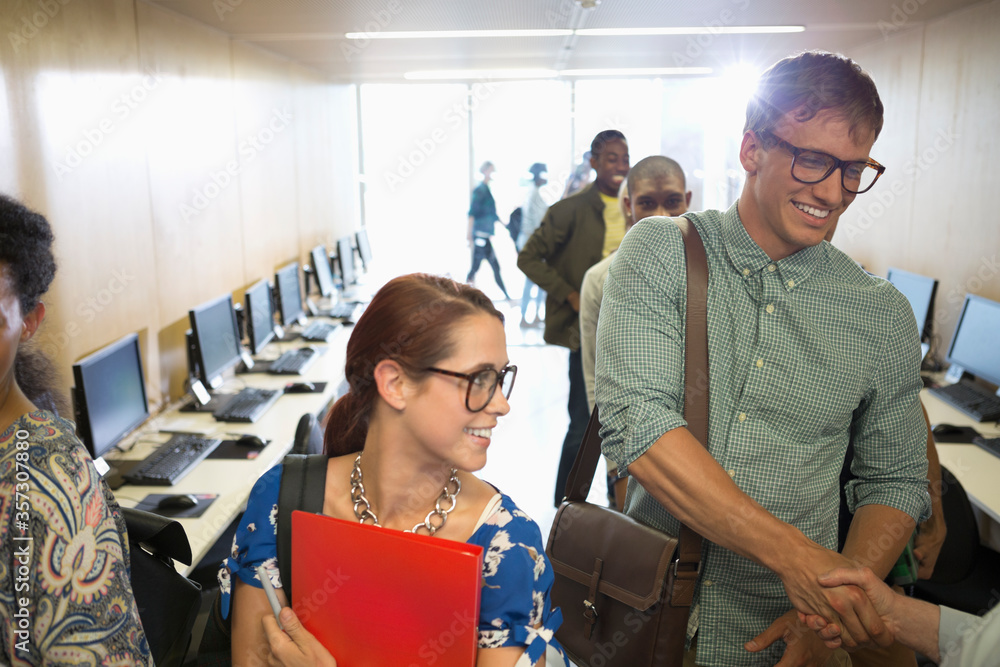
left=262, top=607, right=337, bottom=667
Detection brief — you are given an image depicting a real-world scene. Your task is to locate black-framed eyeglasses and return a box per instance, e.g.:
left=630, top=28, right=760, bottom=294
left=757, top=129, right=886, bottom=194
left=425, top=365, right=517, bottom=412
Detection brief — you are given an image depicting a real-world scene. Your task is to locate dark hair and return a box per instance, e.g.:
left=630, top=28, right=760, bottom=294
left=591, top=130, right=627, bottom=158
left=0, top=194, right=57, bottom=315
left=323, top=274, right=503, bottom=457
left=0, top=195, right=64, bottom=413
left=627, top=156, right=686, bottom=195
left=13, top=346, right=68, bottom=415
left=744, top=51, right=884, bottom=143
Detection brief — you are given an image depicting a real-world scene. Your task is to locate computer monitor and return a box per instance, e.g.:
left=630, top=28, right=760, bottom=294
left=946, top=294, right=1000, bottom=387
left=72, top=333, right=149, bottom=460
left=886, top=267, right=938, bottom=342
left=356, top=228, right=372, bottom=272
left=336, top=236, right=357, bottom=287
left=189, top=294, right=243, bottom=389
left=310, top=245, right=336, bottom=298
left=275, top=262, right=305, bottom=326
left=244, top=279, right=276, bottom=355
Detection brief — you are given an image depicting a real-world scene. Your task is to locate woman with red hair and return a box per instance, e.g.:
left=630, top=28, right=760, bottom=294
left=221, top=273, right=564, bottom=666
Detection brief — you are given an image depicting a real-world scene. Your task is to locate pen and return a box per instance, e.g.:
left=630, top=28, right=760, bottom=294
left=256, top=564, right=284, bottom=629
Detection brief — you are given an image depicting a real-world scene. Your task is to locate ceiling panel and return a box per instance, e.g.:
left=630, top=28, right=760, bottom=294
left=145, top=0, right=988, bottom=81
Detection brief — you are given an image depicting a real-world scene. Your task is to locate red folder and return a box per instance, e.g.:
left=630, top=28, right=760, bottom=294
left=291, top=510, right=484, bottom=667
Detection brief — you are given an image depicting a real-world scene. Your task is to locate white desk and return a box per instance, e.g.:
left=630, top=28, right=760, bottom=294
left=921, top=383, right=1000, bottom=551
left=109, top=322, right=351, bottom=576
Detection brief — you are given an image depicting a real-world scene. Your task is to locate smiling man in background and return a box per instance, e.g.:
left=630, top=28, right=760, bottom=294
left=580, top=154, right=691, bottom=509
left=518, top=129, right=629, bottom=507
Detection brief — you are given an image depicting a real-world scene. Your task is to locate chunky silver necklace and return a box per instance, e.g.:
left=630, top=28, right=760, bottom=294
left=350, top=454, right=461, bottom=536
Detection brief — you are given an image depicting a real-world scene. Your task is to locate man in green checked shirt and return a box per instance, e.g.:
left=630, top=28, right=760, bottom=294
left=596, top=51, right=931, bottom=667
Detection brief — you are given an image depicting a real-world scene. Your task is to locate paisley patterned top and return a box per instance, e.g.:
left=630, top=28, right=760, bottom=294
left=219, top=464, right=564, bottom=665
left=0, top=411, right=150, bottom=666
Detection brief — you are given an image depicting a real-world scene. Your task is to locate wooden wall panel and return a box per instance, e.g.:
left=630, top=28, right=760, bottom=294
left=135, top=2, right=244, bottom=398
left=834, top=27, right=924, bottom=272
left=327, top=84, right=362, bottom=244
left=231, top=41, right=299, bottom=282
left=836, top=0, right=1000, bottom=360
left=292, top=69, right=351, bottom=261
left=912, top=0, right=1000, bottom=342
left=1, top=0, right=164, bottom=407
left=1, top=0, right=361, bottom=406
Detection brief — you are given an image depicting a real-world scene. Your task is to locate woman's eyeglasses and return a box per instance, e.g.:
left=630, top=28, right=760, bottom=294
left=425, top=365, right=517, bottom=412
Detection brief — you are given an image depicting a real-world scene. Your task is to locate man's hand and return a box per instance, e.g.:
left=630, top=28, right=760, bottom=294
left=913, top=517, right=946, bottom=580
left=262, top=607, right=338, bottom=667
left=797, top=567, right=901, bottom=650
left=776, top=543, right=891, bottom=649
left=746, top=610, right=837, bottom=666
left=567, top=291, right=581, bottom=312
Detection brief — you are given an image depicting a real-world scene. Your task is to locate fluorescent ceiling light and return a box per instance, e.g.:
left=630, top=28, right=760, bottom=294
left=561, top=67, right=712, bottom=76
left=346, top=26, right=803, bottom=40
left=576, top=26, right=805, bottom=36
left=403, top=67, right=713, bottom=80
left=404, top=69, right=558, bottom=80
left=346, top=29, right=572, bottom=40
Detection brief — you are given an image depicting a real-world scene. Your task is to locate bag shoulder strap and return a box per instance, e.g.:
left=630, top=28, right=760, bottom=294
left=278, top=454, right=329, bottom=600
left=675, top=217, right=709, bottom=569
left=562, top=218, right=710, bottom=560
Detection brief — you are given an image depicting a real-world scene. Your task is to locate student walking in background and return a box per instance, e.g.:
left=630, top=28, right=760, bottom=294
left=518, top=162, right=549, bottom=327
left=467, top=161, right=511, bottom=299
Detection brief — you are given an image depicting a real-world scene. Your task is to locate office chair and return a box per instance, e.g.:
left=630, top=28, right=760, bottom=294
left=123, top=508, right=202, bottom=667
left=912, top=466, right=1000, bottom=615
left=291, top=412, right=324, bottom=455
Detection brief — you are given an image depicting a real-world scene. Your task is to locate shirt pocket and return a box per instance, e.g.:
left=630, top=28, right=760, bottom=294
left=774, top=351, right=868, bottom=444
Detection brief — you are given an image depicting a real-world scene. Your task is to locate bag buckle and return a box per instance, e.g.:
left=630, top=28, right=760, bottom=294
left=672, top=558, right=701, bottom=578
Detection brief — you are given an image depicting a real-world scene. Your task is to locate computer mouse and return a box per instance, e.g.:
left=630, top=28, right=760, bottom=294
left=236, top=434, right=266, bottom=448
left=285, top=381, right=316, bottom=394
left=156, top=494, right=199, bottom=510
left=931, top=423, right=963, bottom=436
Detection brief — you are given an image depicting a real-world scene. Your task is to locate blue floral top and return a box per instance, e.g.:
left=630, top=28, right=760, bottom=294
left=219, top=464, right=563, bottom=665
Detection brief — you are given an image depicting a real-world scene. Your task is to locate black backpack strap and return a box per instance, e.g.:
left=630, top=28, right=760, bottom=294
left=278, top=454, right=329, bottom=600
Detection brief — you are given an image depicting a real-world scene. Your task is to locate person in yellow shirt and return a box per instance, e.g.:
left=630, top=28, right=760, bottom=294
left=517, top=129, right=629, bottom=506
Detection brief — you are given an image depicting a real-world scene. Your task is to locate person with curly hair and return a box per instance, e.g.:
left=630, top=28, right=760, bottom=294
left=0, top=194, right=151, bottom=665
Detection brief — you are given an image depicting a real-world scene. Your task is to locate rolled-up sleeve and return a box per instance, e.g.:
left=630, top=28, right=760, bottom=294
left=846, top=292, right=932, bottom=524
left=595, top=219, right=689, bottom=474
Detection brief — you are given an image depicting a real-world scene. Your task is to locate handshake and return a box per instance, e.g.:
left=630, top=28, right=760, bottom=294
left=747, top=566, right=994, bottom=666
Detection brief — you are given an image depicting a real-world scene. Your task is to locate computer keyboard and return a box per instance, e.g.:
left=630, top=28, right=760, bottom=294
left=269, top=347, right=317, bottom=375
left=929, top=381, right=1000, bottom=422
left=972, top=435, right=1000, bottom=460
left=300, top=321, right=341, bottom=342
left=212, top=387, right=282, bottom=423
left=324, top=302, right=362, bottom=320
left=123, top=434, right=222, bottom=486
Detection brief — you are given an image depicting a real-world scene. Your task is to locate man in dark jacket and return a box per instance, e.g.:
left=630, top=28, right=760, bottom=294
left=467, top=161, right=510, bottom=299
left=517, top=130, right=629, bottom=506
